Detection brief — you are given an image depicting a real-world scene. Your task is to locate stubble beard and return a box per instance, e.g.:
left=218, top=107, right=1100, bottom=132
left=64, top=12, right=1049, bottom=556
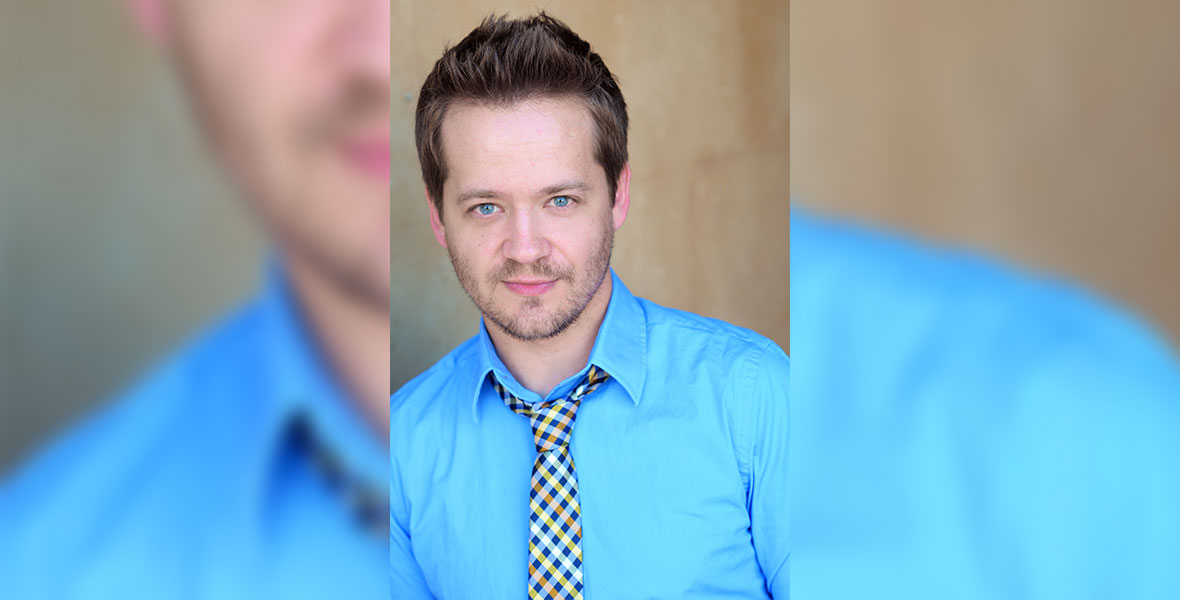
left=449, top=224, right=614, bottom=342
left=284, top=75, right=392, bottom=313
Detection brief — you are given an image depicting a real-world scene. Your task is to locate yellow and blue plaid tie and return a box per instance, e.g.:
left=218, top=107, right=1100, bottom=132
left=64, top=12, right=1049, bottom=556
left=494, top=366, right=610, bottom=600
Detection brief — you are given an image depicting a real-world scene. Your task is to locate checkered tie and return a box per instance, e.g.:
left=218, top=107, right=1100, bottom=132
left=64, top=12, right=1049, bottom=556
left=494, top=366, right=610, bottom=600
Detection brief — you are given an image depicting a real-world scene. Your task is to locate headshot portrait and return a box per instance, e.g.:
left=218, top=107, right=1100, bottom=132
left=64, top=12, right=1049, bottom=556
left=389, top=7, right=789, bottom=600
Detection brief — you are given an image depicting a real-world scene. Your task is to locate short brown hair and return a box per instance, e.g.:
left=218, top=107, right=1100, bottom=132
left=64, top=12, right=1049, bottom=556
left=415, top=13, right=629, bottom=213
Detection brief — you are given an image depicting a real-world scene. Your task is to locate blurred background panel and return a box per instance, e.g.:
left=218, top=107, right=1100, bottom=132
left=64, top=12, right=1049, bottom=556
left=390, top=0, right=790, bottom=388
left=1, top=0, right=789, bottom=471
left=0, top=2, right=262, bottom=473
left=792, top=0, right=1180, bottom=344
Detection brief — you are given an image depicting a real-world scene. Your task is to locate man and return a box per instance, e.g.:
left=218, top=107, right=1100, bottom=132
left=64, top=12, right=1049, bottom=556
left=791, top=206, right=1180, bottom=598
left=0, top=0, right=390, bottom=597
left=389, top=14, right=790, bottom=599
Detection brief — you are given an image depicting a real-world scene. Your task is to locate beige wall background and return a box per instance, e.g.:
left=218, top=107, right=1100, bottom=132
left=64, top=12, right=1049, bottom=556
left=1, top=1, right=788, bottom=470
left=1, top=1, right=263, bottom=472
left=792, top=0, right=1180, bottom=345
left=391, top=1, right=790, bottom=388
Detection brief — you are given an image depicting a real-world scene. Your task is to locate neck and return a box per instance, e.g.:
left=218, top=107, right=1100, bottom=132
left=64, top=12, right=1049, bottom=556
left=487, top=273, right=613, bottom=398
left=284, top=255, right=390, bottom=444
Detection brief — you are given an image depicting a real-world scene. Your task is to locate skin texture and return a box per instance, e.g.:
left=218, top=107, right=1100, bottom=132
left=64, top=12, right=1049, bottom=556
left=428, top=96, right=631, bottom=397
left=129, top=0, right=391, bottom=436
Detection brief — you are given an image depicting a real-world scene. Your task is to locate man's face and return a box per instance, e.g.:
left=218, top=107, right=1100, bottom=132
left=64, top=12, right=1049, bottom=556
left=161, top=0, right=391, bottom=308
left=429, top=97, right=629, bottom=341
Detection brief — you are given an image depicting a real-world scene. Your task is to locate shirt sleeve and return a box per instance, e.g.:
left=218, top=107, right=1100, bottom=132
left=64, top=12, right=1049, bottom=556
left=747, top=343, right=790, bottom=598
left=390, top=433, right=436, bottom=599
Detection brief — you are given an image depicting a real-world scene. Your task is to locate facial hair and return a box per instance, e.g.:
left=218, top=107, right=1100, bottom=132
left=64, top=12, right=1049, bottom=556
left=286, top=75, right=391, bottom=311
left=449, top=221, right=614, bottom=342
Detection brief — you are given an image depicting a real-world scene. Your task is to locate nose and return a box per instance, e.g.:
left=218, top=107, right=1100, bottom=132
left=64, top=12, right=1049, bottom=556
left=502, top=209, right=552, bottom=265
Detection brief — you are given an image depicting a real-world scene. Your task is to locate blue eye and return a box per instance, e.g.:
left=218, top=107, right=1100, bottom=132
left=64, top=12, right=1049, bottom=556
left=476, top=203, right=497, bottom=216
left=551, top=196, right=571, bottom=208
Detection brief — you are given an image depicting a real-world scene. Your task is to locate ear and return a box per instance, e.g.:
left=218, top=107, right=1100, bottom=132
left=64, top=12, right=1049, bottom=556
left=126, top=0, right=171, bottom=42
left=610, top=163, right=632, bottom=230
left=426, top=187, right=448, bottom=248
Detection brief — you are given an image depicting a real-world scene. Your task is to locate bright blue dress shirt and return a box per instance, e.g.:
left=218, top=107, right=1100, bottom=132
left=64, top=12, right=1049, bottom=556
left=0, top=264, right=388, bottom=599
left=389, top=270, right=790, bottom=599
left=791, top=207, right=1180, bottom=599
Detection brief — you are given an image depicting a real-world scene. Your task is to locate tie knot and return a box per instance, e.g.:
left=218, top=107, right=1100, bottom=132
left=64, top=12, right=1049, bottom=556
left=528, top=399, right=580, bottom=453
left=494, top=366, right=611, bottom=454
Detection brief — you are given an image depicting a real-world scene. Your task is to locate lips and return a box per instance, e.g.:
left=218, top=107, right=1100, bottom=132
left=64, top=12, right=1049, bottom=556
left=503, top=279, right=556, bottom=296
left=344, top=138, right=390, bottom=181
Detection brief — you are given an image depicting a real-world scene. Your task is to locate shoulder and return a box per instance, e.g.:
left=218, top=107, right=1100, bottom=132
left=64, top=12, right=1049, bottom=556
left=791, top=209, right=1180, bottom=589
left=791, top=207, right=1156, bottom=339
left=1, top=298, right=271, bottom=500
left=792, top=207, right=1180, bottom=417
left=792, top=207, right=1048, bottom=309
left=390, top=334, right=483, bottom=426
left=0, top=300, right=271, bottom=595
left=638, top=295, right=788, bottom=380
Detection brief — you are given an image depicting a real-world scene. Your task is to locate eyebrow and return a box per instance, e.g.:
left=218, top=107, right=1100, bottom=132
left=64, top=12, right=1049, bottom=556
left=453, top=180, right=591, bottom=205
left=454, top=188, right=505, bottom=205
left=538, top=181, right=590, bottom=197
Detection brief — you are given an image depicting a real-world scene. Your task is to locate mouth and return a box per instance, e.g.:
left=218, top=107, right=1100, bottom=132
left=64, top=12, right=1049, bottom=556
left=342, top=137, right=390, bottom=182
left=503, top=279, right=557, bottom=296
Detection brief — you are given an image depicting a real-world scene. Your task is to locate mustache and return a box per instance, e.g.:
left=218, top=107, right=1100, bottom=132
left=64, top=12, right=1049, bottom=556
left=302, top=76, right=389, bottom=143
left=489, top=259, right=574, bottom=285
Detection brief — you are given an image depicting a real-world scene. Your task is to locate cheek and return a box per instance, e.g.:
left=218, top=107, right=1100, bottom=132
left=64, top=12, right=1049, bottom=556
left=553, top=214, right=609, bottom=261
left=450, top=225, right=499, bottom=266
left=181, top=35, right=301, bottom=201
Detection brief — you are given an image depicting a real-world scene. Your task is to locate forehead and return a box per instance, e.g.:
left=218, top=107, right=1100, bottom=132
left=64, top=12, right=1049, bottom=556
left=439, top=97, right=598, bottom=191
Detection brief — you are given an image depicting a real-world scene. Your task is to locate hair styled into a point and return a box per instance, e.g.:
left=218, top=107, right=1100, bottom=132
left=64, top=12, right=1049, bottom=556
left=415, top=12, right=629, bottom=213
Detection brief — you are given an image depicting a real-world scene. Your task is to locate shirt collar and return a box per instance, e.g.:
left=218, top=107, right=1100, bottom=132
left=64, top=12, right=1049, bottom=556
left=469, top=268, right=648, bottom=422
left=256, top=259, right=387, bottom=498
